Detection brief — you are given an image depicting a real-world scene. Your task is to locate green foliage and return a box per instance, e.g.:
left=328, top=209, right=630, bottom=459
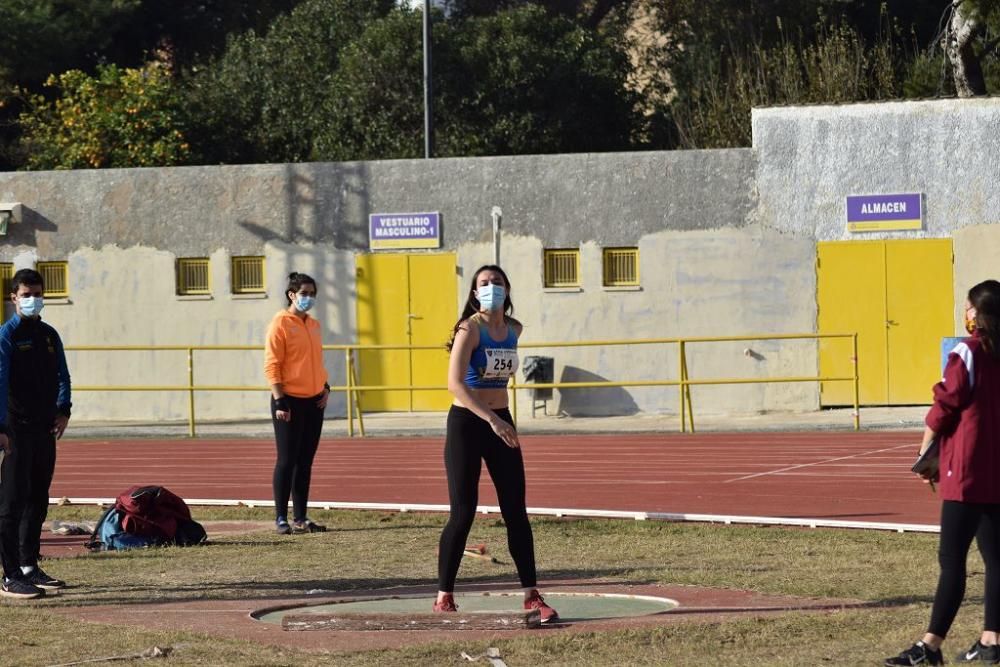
left=17, top=63, right=191, bottom=170
left=643, top=4, right=930, bottom=149
left=184, top=0, right=395, bottom=164
left=315, top=4, right=638, bottom=160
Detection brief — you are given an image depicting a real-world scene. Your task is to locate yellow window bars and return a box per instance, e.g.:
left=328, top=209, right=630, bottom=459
left=177, top=258, right=210, bottom=295
left=232, top=256, right=265, bottom=293
left=544, top=249, right=580, bottom=287
left=37, top=261, right=69, bottom=297
left=0, top=262, right=12, bottom=293
left=603, top=248, right=639, bottom=286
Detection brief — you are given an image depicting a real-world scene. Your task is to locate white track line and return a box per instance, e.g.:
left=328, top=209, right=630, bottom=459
left=51, top=497, right=938, bottom=534
left=723, top=443, right=917, bottom=483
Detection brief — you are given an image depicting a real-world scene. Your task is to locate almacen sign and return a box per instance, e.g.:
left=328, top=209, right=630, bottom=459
left=846, top=193, right=923, bottom=232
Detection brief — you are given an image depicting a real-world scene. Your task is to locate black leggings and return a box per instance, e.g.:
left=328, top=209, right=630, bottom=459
left=437, top=406, right=536, bottom=592
left=0, top=423, right=56, bottom=578
left=271, top=394, right=325, bottom=523
left=928, top=500, right=1000, bottom=637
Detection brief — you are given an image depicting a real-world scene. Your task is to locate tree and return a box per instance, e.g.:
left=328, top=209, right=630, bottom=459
left=187, top=2, right=639, bottom=163
left=318, top=4, right=639, bottom=159
left=940, top=0, right=1000, bottom=96
left=183, top=0, right=395, bottom=164
left=17, top=63, right=191, bottom=170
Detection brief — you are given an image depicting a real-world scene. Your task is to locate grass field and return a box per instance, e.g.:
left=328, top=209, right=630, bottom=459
left=0, top=506, right=983, bottom=666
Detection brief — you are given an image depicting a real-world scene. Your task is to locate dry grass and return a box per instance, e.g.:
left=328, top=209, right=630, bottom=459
left=0, top=506, right=983, bottom=666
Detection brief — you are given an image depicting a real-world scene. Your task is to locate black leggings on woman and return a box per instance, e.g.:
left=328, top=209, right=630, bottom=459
left=928, top=500, right=1000, bottom=637
left=271, top=394, right=325, bottom=522
left=437, top=406, right=536, bottom=592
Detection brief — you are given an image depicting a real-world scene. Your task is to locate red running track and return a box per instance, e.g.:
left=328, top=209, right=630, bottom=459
left=50, top=431, right=941, bottom=527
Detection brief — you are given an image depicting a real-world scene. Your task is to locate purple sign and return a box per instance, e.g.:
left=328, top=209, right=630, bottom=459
left=846, top=193, right=923, bottom=232
left=369, top=212, right=441, bottom=250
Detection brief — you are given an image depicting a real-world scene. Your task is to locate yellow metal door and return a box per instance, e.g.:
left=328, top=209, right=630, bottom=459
left=817, top=241, right=888, bottom=405
left=885, top=239, right=953, bottom=404
left=356, top=254, right=411, bottom=411
left=408, top=254, right=455, bottom=410
left=355, top=252, right=456, bottom=411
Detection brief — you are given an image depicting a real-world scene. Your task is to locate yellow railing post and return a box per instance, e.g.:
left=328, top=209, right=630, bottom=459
left=852, top=333, right=861, bottom=431
left=350, top=356, right=365, bottom=437
left=187, top=347, right=196, bottom=438
left=678, top=341, right=686, bottom=433
left=346, top=348, right=355, bottom=438
left=682, top=343, right=695, bottom=433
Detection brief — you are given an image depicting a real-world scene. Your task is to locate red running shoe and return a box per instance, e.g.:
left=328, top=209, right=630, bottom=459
left=432, top=593, right=458, bottom=612
left=523, top=590, right=559, bottom=624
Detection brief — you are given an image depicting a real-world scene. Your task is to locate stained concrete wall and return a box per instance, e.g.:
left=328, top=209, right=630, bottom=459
left=459, top=228, right=817, bottom=417
left=753, top=98, right=1000, bottom=334
left=0, top=147, right=815, bottom=420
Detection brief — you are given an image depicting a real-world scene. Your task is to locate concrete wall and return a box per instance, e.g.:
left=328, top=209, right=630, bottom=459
left=7, top=98, right=999, bottom=420
left=753, top=98, right=1000, bottom=334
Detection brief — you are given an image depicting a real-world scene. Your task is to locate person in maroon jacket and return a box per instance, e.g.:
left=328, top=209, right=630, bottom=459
left=887, top=279, right=1000, bottom=667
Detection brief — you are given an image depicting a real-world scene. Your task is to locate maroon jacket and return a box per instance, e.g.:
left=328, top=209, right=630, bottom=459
left=926, top=331, right=1000, bottom=503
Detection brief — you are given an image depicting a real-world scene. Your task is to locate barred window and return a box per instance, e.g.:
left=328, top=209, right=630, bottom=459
left=0, top=263, right=11, bottom=322
left=37, top=261, right=69, bottom=297
left=543, top=249, right=580, bottom=288
left=232, top=256, right=265, bottom=294
left=602, top=248, right=639, bottom=287
left=177, top=258, right=210, bottom=295
left=0, top=263, right=12, bottom=294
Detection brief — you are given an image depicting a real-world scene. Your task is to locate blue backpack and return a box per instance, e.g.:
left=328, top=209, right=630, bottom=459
left=85, top=506, right=163, bottom=552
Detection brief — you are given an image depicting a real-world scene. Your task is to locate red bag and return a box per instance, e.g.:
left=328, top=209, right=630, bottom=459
left=116, top=485, right=192, bottom=541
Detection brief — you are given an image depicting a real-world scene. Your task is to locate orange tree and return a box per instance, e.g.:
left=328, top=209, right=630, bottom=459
left=17, top=62, right=190, bottom=169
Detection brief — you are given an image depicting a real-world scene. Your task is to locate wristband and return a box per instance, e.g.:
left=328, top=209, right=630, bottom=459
left=274, top=397, right=290, bottom=412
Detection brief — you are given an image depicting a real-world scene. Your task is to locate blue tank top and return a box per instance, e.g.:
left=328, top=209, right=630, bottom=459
left=464, top=317, right=519, bottom=389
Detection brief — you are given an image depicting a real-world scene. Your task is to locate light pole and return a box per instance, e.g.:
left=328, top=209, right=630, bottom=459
left=423, top=1, right=434, bottom=159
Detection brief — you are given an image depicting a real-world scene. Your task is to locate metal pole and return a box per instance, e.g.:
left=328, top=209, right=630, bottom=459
left=423, top=1, right=434, bottom=159
left=852, top=333, right=861, bottom=431
left=491, top=206, right=502, bottom=266
left=678, top=341, right=686, bottom=433
left=187, top=348, right=196, bottom=437
left=346, top=349, right=354, bottom=437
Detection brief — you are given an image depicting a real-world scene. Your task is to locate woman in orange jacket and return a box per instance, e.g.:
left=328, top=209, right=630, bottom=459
left=264, top=272, right=330, bottom=535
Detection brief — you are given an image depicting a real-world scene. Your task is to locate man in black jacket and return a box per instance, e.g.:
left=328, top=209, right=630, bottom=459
left=0, top=269, right=72, bottom=599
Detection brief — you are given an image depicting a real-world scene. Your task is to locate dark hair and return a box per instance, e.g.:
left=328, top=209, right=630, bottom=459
left=446, top=264, right=518, bottom=351
left=10, top=268, right=43, bottom=293
left=969, top=279, right=1000, bottom=358
left=285, top=272, right=317, bottom=305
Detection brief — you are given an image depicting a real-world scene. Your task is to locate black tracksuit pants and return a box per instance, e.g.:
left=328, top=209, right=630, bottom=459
left=0, top=423, right=56, bottom=578
left=271, top=394, right=325, bottom=523
left=928, top=500, right=1000, bottom=637
left=437, top=406, right=536, bottom=592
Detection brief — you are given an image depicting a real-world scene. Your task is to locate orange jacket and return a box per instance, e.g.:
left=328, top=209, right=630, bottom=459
left=264, top=310, right=328, bottom=398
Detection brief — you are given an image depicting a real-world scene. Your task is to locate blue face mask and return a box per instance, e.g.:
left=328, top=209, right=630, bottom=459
left=295, top=295, right=315, bottom=312
left=476, top=284, right=505, bottom=312
left=19, top=295, right=43, bottom=317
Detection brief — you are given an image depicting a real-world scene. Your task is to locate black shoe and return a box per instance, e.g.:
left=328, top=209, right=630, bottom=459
left=276, top=520, right=292, bottom=535
left=1, top=577, right=45, bottom=599
left=25, top=566, right=65, bottom=590
left=292, top=519, right=326, bottom=533
left=956, top=640, right=1000, bottom=663
left=885, top=641, right=945, bottom=666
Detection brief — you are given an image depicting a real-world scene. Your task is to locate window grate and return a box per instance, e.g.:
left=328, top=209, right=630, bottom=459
left=603, top=248, right=639, bottom=286
left=37, top=261, right=68, bottom=297
left=0, top=263, right=12, bottom=294
left=232, top=256, right=265, bottom=293
left=177, top=258, right=210, bottom=295
left=543, top=249, right=580, bottom=287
